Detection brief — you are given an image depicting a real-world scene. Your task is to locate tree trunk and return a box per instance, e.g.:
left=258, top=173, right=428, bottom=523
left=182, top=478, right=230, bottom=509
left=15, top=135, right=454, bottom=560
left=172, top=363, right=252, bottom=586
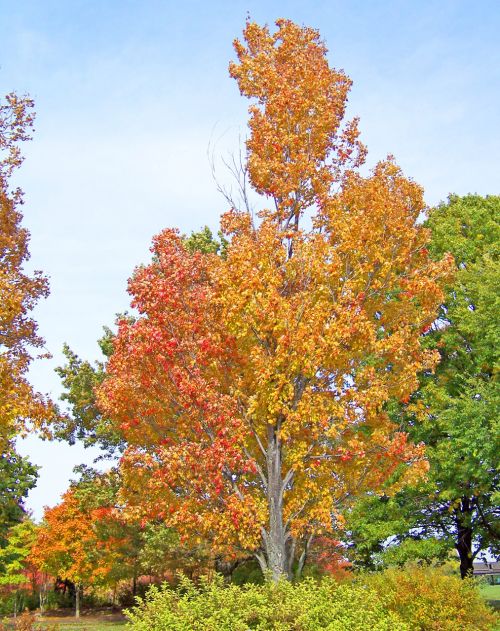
left=295, top=535, right=313, bottom=580
left=39, top=580, right=47, bottom=614
left=75, top=584, right=81, bottom=618
left=264, top=425, right=290, bottom=581
left=455, top=497, right=474, bottom=579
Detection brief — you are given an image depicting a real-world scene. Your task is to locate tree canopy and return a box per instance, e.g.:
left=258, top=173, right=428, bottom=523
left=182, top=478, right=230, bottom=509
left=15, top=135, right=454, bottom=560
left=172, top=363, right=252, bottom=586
left=96, top=19, right=453, bottom=581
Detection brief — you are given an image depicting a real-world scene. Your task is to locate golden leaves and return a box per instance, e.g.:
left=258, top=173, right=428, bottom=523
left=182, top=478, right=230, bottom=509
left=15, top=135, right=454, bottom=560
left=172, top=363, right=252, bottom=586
left=0, top=94, right=52, bottom=445
left=230, top=19, right=365, bottom=225
left=97, top=20, right=454, bottom=557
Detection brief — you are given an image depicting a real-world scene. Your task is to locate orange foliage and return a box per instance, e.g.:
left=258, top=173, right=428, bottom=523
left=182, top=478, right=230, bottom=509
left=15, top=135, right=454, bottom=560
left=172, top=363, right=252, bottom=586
left=0, top=93, right=51, bottom=445
left=307, top=536, right=352, bottom=580
left=365, top=566, right=497, bottom=630
left=30, top=486, right=145, bottom=590
left=98, top=20, right=454, bottom=578
left=229, top=19, right=366, bottom=218
left=29, top=490, right=97, bottom=586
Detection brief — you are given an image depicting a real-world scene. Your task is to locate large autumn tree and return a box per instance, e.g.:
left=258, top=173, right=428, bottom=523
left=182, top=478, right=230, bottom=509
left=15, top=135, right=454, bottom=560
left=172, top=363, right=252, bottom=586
left=98, top=19, right=453, bottom=581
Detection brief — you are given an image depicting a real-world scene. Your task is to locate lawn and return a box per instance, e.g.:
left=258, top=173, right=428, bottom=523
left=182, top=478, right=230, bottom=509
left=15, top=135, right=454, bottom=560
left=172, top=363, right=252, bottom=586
left=1, top=611, right=127, bottom=630
left=36, top=622, right=126, bottom=630
left=481, top=583, right=500, bottom=602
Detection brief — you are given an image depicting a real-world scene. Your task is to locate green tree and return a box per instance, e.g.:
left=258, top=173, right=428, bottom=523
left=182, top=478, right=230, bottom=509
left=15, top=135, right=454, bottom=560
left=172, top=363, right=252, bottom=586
left=0, top=448, right=37, bottom=542
left=53, top=330, right=123, bottom=455
left=182, top=226, right=223, bottom=256
left=0, top=517, right=37, bottom=616
left=70, top=465, right=145, bottom=596
left=345, top=195, right=499, bottom=578
left=417, top=194, right=499, bottom=577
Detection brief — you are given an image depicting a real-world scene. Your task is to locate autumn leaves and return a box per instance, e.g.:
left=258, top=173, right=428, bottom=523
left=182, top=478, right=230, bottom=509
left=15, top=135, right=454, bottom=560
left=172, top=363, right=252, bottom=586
left=93, top=20, right=454, bottom=579
left=0, top=17, right=460, bottom=586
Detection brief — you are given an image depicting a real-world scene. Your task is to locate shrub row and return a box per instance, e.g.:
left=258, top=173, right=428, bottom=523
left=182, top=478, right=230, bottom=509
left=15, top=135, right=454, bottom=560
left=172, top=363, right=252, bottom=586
left=125, top=566, right=497, bottom=630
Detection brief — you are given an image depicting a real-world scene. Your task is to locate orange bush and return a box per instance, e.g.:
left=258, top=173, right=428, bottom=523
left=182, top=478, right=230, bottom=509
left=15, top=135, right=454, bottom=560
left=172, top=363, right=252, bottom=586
left=363, top=565, right=497, bottom=631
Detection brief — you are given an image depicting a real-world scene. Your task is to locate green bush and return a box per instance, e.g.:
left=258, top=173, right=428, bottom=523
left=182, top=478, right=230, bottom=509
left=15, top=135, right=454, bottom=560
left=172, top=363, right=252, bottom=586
left=0, top=591, right=39, bottom=616
left=125, top=574, right=408, bottom=630
left=231, top=559, right=265, bottom=586
left=125, top=567, right=498, bottom=631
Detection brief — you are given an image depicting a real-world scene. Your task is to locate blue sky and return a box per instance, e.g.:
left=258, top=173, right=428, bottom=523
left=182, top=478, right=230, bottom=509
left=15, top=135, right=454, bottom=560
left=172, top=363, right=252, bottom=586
left=1, top=0, right=499, bottom=519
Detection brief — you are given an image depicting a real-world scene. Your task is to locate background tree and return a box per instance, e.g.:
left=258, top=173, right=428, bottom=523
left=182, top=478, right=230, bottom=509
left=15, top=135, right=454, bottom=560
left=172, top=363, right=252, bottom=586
left=71, top=466, right=149, bottom=598
left=53, top=331, right=124, bottom=455
left=0, top=449, right=37, bottom=544
left=29, top=489, right=97, bottom=617
left=0, top=92, right=50, bottom=445
left=74, top=465, right=220, bottom=587
left=0, top=517, right=37, bottom=617
left=97, top=19, right=453, bottom=582
left=406, top=194, right=498, bottom=577
left=342, top=493, right=451, bottom=570
left=0, top=92, right=51, bottom=545
left=343, top=194, right=499, bottom=578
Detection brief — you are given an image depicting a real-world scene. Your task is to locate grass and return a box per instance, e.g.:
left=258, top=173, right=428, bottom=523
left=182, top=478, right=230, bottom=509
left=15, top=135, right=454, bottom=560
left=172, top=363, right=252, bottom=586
left=481, top=583, right=500, bottom=601
left=36, top=622, right=126, bottom=630
left=1, top=611, right=127, bottom=630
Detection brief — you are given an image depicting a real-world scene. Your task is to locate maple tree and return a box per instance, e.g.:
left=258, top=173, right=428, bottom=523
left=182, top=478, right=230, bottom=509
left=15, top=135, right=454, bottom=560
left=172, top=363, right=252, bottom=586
left=29, top=473, right=144, bottom=614
left=0, top=93, right=51, bottom=446
left=97, top=19, right=453, bottom=581
left=29, top=489, right=97, bottom=617
left=0, top=92, right=50, bottom=551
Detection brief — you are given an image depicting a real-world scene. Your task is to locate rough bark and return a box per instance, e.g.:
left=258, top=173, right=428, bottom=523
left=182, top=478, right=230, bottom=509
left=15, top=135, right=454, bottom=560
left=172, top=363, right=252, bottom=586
left=264, top=423, right=290, bottom=581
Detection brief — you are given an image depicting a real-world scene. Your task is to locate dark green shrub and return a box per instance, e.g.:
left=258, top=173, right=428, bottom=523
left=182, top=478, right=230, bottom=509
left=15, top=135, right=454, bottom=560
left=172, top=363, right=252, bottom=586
left=231, top=559, right=265, bottom=586
left=0, top=591, right=38, bottom=616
